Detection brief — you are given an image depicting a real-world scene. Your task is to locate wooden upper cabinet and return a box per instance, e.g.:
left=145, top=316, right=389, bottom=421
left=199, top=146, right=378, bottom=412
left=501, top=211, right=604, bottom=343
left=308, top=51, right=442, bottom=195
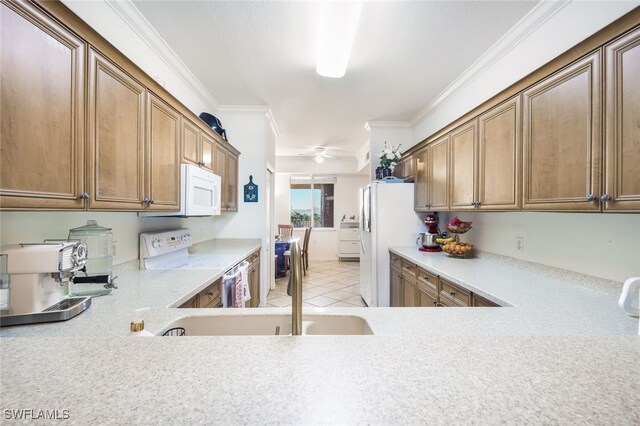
left=181, top=118, right=215, bottom=172
left=200, top=133, right=216, bottom=172
left=414, top=148, right=429, bottom=211
left=146, top=93, right=180, bottom=211
left=449, top=120, right=478, bottom=211
left=428, top=135, right=450, bottom=211
left=87, top=48, right=146, bottom=210
left=226, top=151, right=238, bottom=211
left=0, top=1, right=85, bottom=209
left=604, top=28, right=640, bottom=211
left=181, top=118, right=200, bottom=166
left=477, top=96, right=521, bottom=210
left=522, top=51, right=602, bottom=211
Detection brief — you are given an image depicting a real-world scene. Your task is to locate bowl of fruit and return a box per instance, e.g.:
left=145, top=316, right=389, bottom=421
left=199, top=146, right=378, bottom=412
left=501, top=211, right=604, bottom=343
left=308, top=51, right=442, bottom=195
left=444, top=216, right=472, bottom=234
left=441, top=241, right=473, bottom=257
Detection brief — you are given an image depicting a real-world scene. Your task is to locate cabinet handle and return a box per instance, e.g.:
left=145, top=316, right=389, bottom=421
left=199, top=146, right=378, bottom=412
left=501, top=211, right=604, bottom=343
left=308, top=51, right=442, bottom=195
left=432, top=299, right=437, bottom=305
left=149, top=199, right=155, bottom=205
left=475, top=201, right=481, bottom=207
left=79, top=192, right=89, bottom=200
left=586, top=194, right=596, bottom=202
left=142, top=197, right=150, bottom=205
left=470, top=202, right=476, bottom=206
left=449, top=291, right=455, bottom=297
left=600, top=194, right=611, bottom=202
left=198, top=161, right=205, bottom=166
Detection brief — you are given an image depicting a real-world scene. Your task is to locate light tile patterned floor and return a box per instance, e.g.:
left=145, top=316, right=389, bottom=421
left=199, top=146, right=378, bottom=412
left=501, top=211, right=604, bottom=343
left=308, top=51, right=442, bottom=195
left=266, top=260, right=366, bottom=308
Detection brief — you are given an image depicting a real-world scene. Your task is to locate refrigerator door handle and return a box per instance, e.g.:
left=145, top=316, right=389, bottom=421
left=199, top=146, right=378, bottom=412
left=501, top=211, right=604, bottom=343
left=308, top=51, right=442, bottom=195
left=359, top=188, right=366, bottom=253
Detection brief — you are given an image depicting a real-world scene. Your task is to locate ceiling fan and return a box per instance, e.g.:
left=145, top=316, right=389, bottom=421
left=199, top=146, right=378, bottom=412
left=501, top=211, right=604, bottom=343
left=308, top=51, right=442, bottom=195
left=298, top=147, right=334, bottom=164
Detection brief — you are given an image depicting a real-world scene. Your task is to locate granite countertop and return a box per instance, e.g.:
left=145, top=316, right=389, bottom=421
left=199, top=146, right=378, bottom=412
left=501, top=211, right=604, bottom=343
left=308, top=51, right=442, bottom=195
left=1, top=240, right=639, bottom=424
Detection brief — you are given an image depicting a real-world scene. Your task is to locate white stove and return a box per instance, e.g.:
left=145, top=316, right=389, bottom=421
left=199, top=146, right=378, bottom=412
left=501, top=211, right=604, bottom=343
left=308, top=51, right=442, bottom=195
left=139, top=229, right=237, bottom=271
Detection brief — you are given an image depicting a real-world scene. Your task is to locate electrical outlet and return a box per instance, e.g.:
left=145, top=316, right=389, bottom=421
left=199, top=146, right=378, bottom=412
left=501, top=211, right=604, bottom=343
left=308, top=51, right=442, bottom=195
left=516, top=237, right=524, bottom=252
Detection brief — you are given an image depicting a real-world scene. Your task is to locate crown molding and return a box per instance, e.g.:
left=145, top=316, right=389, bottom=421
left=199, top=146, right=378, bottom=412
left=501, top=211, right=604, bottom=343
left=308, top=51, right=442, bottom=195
left=410, top=0, right=571, bottom=128
left=104, top=0, right=219, bottom=111
left=217, top=105, right=281, bottom=138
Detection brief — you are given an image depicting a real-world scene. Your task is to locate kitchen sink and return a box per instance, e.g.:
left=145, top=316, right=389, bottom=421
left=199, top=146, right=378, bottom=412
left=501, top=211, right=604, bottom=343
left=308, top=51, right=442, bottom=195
left=157, top=314, right=373, bottom=336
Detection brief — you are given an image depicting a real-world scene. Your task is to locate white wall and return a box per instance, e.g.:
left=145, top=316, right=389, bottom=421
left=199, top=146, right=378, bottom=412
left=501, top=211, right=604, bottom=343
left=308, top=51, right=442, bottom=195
left=440, top=212, right=640, bottom=283
left=274, top=170, right=369, bottom=262
left=0, top=211, right=219, bottom=266
left=62, top=0, right=217, bottom=115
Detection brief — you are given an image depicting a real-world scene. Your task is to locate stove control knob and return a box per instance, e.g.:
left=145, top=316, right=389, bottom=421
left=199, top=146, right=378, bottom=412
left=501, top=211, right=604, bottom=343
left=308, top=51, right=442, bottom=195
left=152, top=239, right=161, bottom=249
left=181, top=233, right=191, bottom=243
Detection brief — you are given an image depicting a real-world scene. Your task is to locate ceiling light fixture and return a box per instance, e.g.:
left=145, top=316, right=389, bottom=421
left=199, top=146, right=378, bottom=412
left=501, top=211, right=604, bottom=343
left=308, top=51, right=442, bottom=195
left=316, top=1, right=363, bottom=78
left=315, top=155, right=325, bottom=164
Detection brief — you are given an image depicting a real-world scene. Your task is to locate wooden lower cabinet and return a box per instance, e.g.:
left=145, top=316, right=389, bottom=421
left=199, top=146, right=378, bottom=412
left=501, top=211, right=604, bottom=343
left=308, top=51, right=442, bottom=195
left=390, top=253, right=402, bottom=307
left=389, top=251, right=501, bottom=308
left=179, top=248, right=261, bottom=309
left=401, top=260, right=417, bottom=307
left=472, top=293, right=500, bottom=307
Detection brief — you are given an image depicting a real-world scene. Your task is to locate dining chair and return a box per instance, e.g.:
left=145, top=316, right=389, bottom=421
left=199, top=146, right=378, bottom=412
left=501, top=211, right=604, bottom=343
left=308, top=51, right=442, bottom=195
left=301, top=227, right=312, bottom=276
left=278, top=224, right=293, bottom=240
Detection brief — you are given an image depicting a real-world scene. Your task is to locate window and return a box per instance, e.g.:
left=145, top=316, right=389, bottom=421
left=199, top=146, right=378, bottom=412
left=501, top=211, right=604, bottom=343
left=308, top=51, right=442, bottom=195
left=290, top=175, right=335, bottom=228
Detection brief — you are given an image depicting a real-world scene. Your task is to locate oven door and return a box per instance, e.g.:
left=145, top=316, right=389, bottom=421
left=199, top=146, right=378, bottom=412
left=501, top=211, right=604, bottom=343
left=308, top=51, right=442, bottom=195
left=183, top=164, right=221, bottom=216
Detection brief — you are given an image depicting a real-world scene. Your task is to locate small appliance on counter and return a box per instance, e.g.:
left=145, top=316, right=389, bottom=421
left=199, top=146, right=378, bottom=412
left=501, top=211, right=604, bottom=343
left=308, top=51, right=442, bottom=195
left=0, top=242, right=91, bottom=327
left=417, top=214, right=443, bottom=252
left=68, top=220, right=117, bottom=297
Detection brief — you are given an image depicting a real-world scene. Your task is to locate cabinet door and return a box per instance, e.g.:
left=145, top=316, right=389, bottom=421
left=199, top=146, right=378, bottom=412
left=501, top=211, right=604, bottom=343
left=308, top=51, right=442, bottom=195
left=417, top=282, right=438, bottom=307
left=522, top=52, right=601, bottom=211
left=403, top=155, right=415, bottom=181
left=478, top=96, right=521, bottom=210
left=414, top=148, right=429, bottom=211
left=402, top=278, right=416, bottom=307
left=428, top=135, right=450, bottom=210
left=88, top=49, right=146, bottom=210
left=146, top=93, right=180, bottom=210
left=200, top=132, right=215, bottom=172
left=390, top=268, right=402, bottom=307
left=215, top=144, right=228, bottom=208
left=449, top=120, right=478, bottom=211
left=1, top=2, right=85, bottom=209
left=226, top=152, right=238, bottom=211
left=604, top=28, right=640, bottom=211
left=181, top=118, right=200, bottom=166
left=250, top=257, right=261, bottom=308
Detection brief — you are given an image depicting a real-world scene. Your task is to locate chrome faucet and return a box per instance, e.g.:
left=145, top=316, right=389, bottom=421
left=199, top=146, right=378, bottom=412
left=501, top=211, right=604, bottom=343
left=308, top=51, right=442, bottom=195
left=286, top=240, right=303, bottom=335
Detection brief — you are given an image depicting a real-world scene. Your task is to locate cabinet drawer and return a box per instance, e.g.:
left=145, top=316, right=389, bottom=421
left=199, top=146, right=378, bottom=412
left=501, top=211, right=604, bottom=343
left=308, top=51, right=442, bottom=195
left=439, top=278, right=470, bottom=306
left=390, top=252, right=402, bottom=271
left=401, top=260, right=417, bottom=282
left=197, top=280, right=221, bottom=308
left=439, top=293, right=465, bottom=307
left=417, top=268, right=438, bottom=293
left=472, top=294, right=500, bottom=307
left=340, top=228, right=360, bottom=241
left=340, top=241, right=360, bottom=254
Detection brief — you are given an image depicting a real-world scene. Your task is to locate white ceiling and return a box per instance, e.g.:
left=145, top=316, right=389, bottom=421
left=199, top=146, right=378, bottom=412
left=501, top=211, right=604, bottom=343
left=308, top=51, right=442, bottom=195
left=132, top=0, right=538, bottom=157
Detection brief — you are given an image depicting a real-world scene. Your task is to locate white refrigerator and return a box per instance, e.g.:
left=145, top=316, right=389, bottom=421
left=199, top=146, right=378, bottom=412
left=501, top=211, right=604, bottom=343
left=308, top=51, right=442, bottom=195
left=359, top=182, right=425, bottom=307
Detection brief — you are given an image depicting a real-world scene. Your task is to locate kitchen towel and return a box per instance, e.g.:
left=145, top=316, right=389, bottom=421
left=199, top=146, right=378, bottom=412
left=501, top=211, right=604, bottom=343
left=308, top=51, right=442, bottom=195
left=221, top=273, right=234, bottom=308
left=238, top=261, right=250, bottom=303
left=231, top=270, right=244, bottom=308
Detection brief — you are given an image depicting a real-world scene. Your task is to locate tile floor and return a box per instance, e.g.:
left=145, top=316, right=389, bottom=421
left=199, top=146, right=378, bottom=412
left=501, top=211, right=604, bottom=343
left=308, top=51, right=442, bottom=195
left=266, top=260, right=366, bottom=308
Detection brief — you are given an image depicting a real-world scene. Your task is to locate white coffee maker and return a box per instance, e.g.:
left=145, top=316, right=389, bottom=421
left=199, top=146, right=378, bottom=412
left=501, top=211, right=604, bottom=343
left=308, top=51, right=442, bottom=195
left=0, top=242, right=92, bottom=326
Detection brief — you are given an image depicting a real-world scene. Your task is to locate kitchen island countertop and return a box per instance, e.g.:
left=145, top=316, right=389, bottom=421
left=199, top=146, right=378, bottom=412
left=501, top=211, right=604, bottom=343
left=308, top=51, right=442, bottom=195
left=1, top=241, right=638, bottom=425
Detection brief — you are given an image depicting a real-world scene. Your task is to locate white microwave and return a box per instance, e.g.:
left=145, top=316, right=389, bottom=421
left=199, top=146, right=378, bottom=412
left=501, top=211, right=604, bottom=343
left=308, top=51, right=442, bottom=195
left=140, top=163, right=221, bottom=217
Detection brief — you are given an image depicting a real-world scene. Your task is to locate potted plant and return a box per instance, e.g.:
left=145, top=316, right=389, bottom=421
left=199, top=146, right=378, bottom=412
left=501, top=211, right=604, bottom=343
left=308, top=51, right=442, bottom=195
left=376, top=142, right=402, bottom=179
